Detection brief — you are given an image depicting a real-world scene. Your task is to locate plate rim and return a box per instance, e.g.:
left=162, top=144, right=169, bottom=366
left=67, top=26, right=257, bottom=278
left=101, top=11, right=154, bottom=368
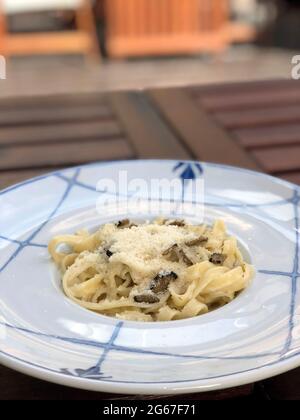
left=1, top=159, right=299, bottom=198
left=1, top=159, right=299, bottom=395
left=1, top=346, right=300, bottom=395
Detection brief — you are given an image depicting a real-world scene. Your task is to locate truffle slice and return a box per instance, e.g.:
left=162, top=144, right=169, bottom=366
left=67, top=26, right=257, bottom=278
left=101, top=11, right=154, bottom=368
left=134, top=294, right=160, bottom=304
left=150, top=271, right=178, bottom=294
left=209, top=253, right=227, bottom=265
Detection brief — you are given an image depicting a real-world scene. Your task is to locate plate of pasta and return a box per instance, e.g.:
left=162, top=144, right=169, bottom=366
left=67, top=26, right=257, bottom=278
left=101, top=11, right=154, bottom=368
left=0, top=160, right=299, bottom=395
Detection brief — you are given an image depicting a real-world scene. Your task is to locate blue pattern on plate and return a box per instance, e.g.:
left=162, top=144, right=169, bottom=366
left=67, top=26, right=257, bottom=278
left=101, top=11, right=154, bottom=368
left=60, top=322, right=123, bottom=380
left=0, top=160, right=299, bottom=382
left=173, top=161, right=203, bottom=181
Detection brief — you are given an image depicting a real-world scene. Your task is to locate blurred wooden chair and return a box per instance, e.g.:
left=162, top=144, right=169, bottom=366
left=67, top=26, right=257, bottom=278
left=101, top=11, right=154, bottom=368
left=0, top=0, right=100, bottom=58
left=104, top=0, right=255, bottom=57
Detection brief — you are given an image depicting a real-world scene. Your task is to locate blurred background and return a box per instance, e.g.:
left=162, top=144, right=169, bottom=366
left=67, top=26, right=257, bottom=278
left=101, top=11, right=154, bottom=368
left=0, top=0, right=299, bottom=97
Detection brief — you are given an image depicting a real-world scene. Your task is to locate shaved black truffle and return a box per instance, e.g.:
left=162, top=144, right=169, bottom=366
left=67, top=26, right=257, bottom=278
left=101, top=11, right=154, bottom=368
left=150, top=271, right=178, bottom=294
left=167, top=219, right=185, bottom=227
left=162, top=243, right=179, bottom=262
left=134, top=294, right=160, bottom=304
left=209, top=253, right=226, bottom=265
left=162, top=244, right=193, bottom=266
left=116, top=219, right=130, bottom=228
left=185, top=237, right=208, bottom=247
left=116, top=219, right=137, bottom=229
left=106, top=249, right=113, bottom=258
left=178, top=250, right=193, bottom=266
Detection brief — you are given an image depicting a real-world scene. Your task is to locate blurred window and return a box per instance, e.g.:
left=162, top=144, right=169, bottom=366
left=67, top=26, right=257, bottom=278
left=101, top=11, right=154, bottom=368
left=2, top=0, right=84, bottom=14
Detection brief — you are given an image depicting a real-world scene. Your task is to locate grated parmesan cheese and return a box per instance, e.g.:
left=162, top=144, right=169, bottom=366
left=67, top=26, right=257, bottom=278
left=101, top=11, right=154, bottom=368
left=97, top=223, right=200, bottom=284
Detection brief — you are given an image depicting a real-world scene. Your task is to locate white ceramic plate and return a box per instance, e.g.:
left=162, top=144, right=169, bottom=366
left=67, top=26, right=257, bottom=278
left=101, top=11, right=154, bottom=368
left=0, top=160, right=299, bottom=395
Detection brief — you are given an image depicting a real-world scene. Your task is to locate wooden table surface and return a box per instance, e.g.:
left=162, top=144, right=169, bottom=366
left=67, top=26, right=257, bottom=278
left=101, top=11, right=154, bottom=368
left=0, top=79, right=299, bottom=400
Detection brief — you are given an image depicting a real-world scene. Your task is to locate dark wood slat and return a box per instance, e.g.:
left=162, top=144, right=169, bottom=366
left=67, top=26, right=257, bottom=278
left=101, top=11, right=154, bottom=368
left=0, top=138, right=134, bottom=170
left=197, top=86, right=300, bottom=112
left=280, top=171, right=300, bottom=185
left=189, top=79, right=294, bottom=96
left=0, top=121, right=122, bottom=145
left=214, top=105, right=300, bottom=129
left=261, top=367, right=300, bottom=401
left=0, top=93, right=109, bottom=110
left=0, top=104, right=113, bottom=127
left=109, top=91, right=190, bottom=159
left=148, top=88, right=260, bottom=170
left=252, top=145, right=300, bottom=173
left=234, top=124, right=300, bottom=148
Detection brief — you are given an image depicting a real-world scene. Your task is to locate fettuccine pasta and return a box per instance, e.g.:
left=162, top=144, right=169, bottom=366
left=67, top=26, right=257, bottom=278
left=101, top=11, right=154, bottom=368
left=49, top=219, right=254, bottom=322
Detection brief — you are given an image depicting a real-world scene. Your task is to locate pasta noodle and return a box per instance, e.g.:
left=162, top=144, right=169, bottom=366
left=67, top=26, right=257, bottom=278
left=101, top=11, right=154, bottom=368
left=49, top=219, right=254, bottom=322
